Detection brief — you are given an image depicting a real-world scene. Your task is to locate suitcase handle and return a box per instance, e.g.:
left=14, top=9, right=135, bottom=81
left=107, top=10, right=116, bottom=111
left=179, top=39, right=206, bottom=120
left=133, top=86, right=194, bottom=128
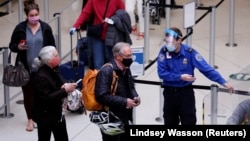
left=70, top=32, right=81, bottom=67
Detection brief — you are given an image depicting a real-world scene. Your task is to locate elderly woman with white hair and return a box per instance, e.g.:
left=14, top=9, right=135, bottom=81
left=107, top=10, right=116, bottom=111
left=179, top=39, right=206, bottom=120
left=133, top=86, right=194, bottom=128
left=32, top=46, right=77, bottom=141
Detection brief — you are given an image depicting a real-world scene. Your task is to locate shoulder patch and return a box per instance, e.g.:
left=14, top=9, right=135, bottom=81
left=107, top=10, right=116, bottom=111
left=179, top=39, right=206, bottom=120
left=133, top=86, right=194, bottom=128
left=195, top=54, right=203, bottom=61
left=159, top=54, right=165, bottom=62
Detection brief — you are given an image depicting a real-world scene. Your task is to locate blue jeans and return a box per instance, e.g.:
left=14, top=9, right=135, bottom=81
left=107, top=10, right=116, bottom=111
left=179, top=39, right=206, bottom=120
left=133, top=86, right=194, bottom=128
left=87, top=37, right=112, bottom=69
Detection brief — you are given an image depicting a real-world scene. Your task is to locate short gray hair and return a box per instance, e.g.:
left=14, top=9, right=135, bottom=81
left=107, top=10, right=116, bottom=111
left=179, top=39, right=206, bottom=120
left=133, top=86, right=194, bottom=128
left=112, top=42, right=130, bottom=56
left=32, top=46, right=56, bottom=70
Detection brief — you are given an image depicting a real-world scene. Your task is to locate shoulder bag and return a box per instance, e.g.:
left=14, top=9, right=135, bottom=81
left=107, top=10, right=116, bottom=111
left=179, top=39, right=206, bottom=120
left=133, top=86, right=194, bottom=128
left=2, top=51, right=30, bottom=87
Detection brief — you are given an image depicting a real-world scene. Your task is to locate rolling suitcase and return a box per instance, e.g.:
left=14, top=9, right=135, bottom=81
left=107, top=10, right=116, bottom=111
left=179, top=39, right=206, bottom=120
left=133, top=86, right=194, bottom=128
left=59, top=33, right=85, bottom=89
left=76, top=30, right=88, bottom=66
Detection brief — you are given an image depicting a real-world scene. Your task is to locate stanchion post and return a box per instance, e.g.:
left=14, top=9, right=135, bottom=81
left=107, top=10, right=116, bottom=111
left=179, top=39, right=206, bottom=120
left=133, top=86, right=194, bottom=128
left=44, top=0, right=49, bottom=22
left=195, top=0, right=204, bottom=7
left=0, top=47, right=14, bottom=118
left=18, top=0, right=23, bottom=23
left=209, top=6, right=216, bottom=68
left=165, top=0, right=171, bottom=28
left=226, top=0, right=237, bottom=47
left=155, top=80, right=164, bottom=123
left=7, top=0, right=12, bottom=14
left=186, top=28, right=192, bottom=46
left=53, top=13, right=61, bottom=56
left=210, top=84, right=218, bottom=124
left=144, top=0, right=150, bottom=63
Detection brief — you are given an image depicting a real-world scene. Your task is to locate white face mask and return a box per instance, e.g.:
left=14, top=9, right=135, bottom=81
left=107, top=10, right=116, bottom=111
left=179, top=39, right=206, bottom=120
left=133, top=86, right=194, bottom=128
left=166, top=44, right=176, bottom=52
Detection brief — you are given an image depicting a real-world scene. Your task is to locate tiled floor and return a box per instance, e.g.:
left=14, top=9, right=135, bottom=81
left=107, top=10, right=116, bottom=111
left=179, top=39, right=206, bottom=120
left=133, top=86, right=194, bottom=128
left=0, top=0, right=250, bottom=140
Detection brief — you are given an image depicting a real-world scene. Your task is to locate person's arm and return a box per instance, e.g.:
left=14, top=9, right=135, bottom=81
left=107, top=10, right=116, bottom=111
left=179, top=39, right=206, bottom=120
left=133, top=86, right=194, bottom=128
left=36, top=76, right=68, bottom=102
left=222, top=82, right=234, bottom=94
left=191, top=48, right=234, bottom=93
left=73, top=0, right=93, bottom=28
left=43, top=22, right=56, bottom=47
left=9, top=25, right=22, bottom=52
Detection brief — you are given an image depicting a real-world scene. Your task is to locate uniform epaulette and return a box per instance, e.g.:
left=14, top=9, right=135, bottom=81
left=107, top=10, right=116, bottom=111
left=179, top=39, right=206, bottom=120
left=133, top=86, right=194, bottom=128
left=187, top=47, right=193, bottom=53
left=162, top=46, right=168, bottom=53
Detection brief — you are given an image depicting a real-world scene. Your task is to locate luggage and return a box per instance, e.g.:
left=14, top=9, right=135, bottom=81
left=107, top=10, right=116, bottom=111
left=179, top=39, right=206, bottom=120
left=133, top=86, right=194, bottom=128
left=149, top=0, right=161, bottom=25
left=59, top=33, right=85, bottom=89
left=76, top=31, right=88, bottom=66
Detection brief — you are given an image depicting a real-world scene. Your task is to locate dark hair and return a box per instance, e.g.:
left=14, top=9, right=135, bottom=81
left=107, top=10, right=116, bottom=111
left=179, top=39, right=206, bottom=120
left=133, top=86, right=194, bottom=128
left=23, top=0, right=39, bottom=16
left=169, top=27, right=183, bottom=40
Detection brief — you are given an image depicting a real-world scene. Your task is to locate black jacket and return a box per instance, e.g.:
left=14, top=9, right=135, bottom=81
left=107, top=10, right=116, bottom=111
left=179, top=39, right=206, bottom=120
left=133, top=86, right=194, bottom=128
left=9, top=20, right=56, bottom=72
left=105, top=9, right=132, bottom=47
left=33, top=65, right=67, bottom=122
left=95, top=60, right=139, bottom=124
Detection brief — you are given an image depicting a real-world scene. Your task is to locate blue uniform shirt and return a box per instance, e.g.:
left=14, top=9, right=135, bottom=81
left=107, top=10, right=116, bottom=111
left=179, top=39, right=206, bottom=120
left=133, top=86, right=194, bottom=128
left=157, top=44, right=227, bottom=87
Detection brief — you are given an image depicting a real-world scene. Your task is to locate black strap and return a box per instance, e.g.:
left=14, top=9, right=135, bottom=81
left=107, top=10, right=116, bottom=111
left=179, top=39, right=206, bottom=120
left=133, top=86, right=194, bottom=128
left=103, top=0, right=110, bottom=19
left=8, top=51, right=12, bottom=64
left=8, top=51, right=21, bottom=64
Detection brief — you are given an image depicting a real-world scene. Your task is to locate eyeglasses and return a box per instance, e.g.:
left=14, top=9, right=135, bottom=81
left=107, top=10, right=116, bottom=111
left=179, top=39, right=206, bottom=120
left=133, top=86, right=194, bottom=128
left=119, top=53, right=133, bottom=58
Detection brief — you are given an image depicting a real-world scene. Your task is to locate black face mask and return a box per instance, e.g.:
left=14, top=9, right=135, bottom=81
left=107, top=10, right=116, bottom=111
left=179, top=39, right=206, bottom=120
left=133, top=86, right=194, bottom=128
left=122, top=58, right=133, bottom=67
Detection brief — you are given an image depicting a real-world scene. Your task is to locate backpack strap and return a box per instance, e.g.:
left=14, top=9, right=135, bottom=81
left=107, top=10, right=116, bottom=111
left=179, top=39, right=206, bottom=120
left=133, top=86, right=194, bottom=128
left=102, top=63, right=118, bottom=96
left=111, top=71, right=118, bottom=96
left=101, top=63, right=119, bottom=111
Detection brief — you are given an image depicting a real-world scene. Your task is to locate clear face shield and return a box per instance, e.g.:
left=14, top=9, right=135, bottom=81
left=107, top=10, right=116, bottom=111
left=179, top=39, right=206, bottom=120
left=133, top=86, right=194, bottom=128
left=164, top=29, right=179, bottom=52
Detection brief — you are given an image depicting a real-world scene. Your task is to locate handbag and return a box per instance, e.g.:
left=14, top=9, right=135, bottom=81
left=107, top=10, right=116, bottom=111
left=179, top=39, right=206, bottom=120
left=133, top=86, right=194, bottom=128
left=87, top=23, right=104, bottom=38
left=87, top=0, right=110, bottom=38
left=2, top=51, right=30, bottom=87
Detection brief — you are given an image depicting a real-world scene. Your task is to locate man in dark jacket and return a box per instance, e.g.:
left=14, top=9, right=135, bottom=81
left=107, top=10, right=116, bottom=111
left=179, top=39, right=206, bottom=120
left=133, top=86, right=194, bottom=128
left=95, top=42, right=141, bottom=141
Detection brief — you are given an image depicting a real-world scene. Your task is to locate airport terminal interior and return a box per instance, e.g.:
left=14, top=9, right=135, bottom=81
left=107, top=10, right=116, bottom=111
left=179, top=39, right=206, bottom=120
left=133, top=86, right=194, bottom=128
left=0, top=0, right=250, bottom=140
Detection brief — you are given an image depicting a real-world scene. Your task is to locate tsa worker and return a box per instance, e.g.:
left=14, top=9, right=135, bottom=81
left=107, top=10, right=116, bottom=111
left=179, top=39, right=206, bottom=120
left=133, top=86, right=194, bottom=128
left=157, top=27, right=234, bottom=125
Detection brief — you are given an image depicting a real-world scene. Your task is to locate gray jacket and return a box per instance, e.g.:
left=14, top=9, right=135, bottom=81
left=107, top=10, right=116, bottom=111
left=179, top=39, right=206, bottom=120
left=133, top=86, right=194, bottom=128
left=227, top=99, right=250, bottom=125
left=105, top=9, right=132, bottom=47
